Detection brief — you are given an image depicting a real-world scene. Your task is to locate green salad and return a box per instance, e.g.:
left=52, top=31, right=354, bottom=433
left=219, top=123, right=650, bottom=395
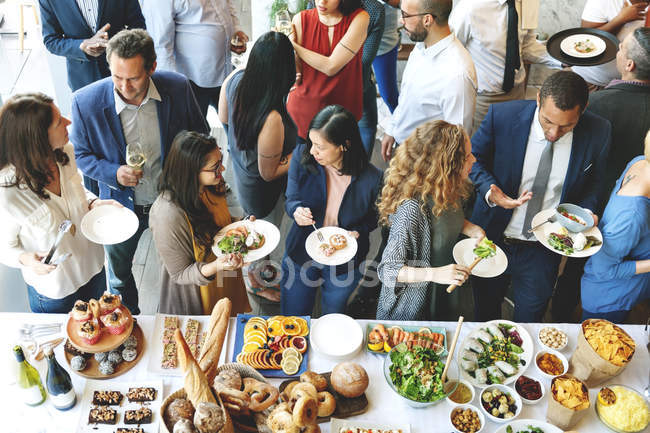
left=474, top=237, right=497, bottom=259
left=389, top=344, right=445, bottom=402
left=506, top=426, right=544, bottom=433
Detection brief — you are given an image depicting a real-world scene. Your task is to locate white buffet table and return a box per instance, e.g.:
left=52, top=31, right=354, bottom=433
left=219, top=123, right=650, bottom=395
left=1, top=313, right=648, bottom=433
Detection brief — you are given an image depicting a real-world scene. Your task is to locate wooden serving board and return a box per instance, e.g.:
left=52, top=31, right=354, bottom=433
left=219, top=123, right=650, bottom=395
left=279, top=372, right=368, bottom=423
left=66, top=308, right=134, bottom=353
left=64, top=323, right=145, bottom=380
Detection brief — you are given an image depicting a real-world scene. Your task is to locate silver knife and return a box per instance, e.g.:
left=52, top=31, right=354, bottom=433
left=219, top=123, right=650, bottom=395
left=43, top=220, right=72, bottom=265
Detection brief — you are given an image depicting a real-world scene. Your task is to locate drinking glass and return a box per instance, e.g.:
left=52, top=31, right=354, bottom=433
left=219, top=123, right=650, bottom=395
left=126, top=141, right=146, bottom=185
left=275, top=10, right=292, bottom=36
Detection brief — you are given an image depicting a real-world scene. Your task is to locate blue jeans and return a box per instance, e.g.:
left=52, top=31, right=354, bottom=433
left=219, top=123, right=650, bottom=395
left=358, top=73, right=378, bottom=159
left=472, top=239, right=561, bottom=323
left=104, top=208, right=148, bottom=315
left=372, top=44, right=399, bottom=113
left=27, top=269, right=106, bottom=313
left=280, top=255, right=363, bottom=316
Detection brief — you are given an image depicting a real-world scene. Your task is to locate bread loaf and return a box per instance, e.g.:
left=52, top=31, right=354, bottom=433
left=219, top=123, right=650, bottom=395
left=330, top=362, right=368, bottom=398
left=174, top=329, right=216, bottom=407
left=198, top=298, right=232, bottom=383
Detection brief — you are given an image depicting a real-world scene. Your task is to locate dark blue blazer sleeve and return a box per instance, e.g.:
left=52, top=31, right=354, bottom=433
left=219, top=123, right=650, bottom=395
left=285, top=147, right=304, bottom=219
left=577, top=119, right=611, bottom=213
left=469, top=104, right=500, bottom=201
left=39, top=0, right=89, bottom=62
left=125, top=0, right=146, bottom=30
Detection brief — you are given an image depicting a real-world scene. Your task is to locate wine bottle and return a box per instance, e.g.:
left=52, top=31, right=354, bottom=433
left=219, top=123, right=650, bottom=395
left=13, top=345, right=46, bottom=406
left=44, top=347, right=76, bottom=410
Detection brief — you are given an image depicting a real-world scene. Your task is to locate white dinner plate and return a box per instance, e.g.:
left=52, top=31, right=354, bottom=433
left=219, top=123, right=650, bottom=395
left=495, top=419, right=563, bottom=433
left=305, top=226, right=358, bottom=266
left=452, top=238, right=508, bottom=278
left=211, top=219, right=280, bottom=263
left=560, top=34, right=606, bottom=58
left=531, top=209, right=603, bottom=258
left=80, top=205, right=138, bottom=245
left=330, top=418, right=411, bottom=433
left=459, top=320, right=533, bottom=388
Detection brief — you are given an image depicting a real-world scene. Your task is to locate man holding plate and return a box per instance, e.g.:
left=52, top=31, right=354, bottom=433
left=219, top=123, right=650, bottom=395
left=71, top=29, right=208, bottom=314
left=469, top=71, right=611, bottom=322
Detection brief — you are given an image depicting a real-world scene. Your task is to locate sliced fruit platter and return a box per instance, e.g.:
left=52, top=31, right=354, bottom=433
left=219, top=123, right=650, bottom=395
left=458, top=320, right=533, bottom=388
left=232, top=314, right=310, bottom=378
left=366, top=322, right=447, bottom=355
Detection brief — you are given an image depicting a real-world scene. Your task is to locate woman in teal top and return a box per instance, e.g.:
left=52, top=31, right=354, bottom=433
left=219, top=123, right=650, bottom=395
left=581, top=145, right=650, bottom=323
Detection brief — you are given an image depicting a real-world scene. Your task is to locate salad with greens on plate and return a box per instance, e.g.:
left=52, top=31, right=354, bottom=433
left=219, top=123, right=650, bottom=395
left=389, top=344, right=445, bottom=402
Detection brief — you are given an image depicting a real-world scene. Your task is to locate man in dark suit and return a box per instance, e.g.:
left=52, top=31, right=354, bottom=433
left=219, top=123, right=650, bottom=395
left=469, top=71, right=611, bottom=322
left=39, top=0, right=145, bottom=195
left=552, top=28, right=650, bottom=322
left=71, top=29, right=208, bottom=314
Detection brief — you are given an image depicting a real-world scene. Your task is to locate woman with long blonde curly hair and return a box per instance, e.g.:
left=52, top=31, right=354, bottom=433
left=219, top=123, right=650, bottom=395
left=376, top=119, right=486, bottom=320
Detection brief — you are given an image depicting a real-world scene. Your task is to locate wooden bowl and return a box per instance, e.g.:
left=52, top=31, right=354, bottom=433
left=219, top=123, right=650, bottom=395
left=66, top=307, right=134, bottom=353
left=64, top=323, right=144, bottom=379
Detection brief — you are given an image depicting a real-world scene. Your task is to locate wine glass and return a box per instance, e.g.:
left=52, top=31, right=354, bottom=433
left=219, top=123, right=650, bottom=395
left=275, top=10, right=292, bottom=36
left=126, top=141, right=146, bottom=185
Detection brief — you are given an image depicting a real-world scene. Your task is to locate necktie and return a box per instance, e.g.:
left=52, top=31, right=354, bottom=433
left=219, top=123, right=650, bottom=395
left=522, top=140, right=554, bottom=237
left=503, top=0, right=520, bottom=92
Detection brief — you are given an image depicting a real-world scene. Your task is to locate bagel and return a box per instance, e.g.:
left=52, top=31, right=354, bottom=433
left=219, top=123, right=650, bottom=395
left=317, top=391, right=336, bottom=417
left=300, top=371, right=328, bottom=392
left=281, top=381, right=299, bottom=403
left=292, top=396, right=318, bottom=427
left=242, top=377, right=278, bottom=412
left=290, top=382, right=317, bottom=402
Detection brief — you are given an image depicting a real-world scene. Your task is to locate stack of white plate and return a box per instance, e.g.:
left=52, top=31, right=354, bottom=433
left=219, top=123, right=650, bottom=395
left=309, top=313, right=363, bottom=361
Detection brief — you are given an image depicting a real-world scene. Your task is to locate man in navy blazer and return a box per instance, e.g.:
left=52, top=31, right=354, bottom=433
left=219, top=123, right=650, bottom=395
left=469, top=71, right=611, bottom=322
left=39, top=0, right=145, bottom=92
left=71, top=29, right=208, bottom=314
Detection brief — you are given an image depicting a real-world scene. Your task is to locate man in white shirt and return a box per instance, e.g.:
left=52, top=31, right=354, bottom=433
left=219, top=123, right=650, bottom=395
left=572, top=0, right=646, bottom=89
left=469, top=71, right=611, bottom=322
left=380, top=0, right=477, bottom=161
left=141, top=0, right=249, bottom=119
left=449, top=0, right=561, bottom=132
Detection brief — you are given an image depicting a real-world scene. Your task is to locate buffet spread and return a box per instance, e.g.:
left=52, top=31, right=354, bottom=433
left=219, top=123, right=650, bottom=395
left=3, top=302, right=649, bottom=433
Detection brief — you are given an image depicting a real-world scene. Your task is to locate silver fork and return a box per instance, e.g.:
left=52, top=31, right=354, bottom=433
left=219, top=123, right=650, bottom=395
left=19, top=323, right=62, bottom=340
left=312, top=223, right=325, bottom=242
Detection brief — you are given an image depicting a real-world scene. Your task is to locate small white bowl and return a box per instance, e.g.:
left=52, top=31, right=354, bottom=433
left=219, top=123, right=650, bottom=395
left=450, top=404, right=485, bottom=433
left=309, top=313, right=363, bottom=361
left=446, top=378, right=476, bottom=406
left=534, top=349, right=569, bottom=379
left=478, top=384, right=522, bottom=423
left=513, top=375, right=546, bottom=405
left=537, top=326, right=568, bottom=351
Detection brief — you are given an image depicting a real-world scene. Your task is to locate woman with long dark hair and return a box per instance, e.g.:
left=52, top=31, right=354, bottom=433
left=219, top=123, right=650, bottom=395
left=218, top=31, right=296, bottom=225
left=281, top=105, right=382, bottom=315
left=149, top=131, right=249, bottom=315
left=0, top=93, right=112, bottom=313
left=287, top=0, right=369, bottom=141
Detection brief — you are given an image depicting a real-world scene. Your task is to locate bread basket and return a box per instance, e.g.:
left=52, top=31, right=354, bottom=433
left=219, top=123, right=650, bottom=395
left=161, top=363, right=268, bottom=433
left=161, top=387, right=234, bottom=433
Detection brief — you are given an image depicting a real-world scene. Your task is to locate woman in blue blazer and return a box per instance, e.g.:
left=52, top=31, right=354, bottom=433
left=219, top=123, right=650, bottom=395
left=281, top=105, right=382, bottom=315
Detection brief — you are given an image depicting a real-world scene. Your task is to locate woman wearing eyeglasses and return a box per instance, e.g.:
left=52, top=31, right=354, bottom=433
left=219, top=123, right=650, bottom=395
left=149, top=130, right=250, bottom=315
left=287, top=0, right=369, bottom=142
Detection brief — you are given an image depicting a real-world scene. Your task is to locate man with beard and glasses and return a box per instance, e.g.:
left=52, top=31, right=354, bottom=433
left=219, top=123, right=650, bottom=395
left=380, top=0, right=476, bottom=162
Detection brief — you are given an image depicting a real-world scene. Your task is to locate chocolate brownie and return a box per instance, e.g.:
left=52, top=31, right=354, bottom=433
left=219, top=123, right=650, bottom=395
left=92, top=390, right=124, bottom=405
left=124, top=407, right=152, bottom=424
left=116, top=429, right=144, bottom=433
left=88, top=406, right=117, bottom=424
left=126, top=387, right=157, bottom=402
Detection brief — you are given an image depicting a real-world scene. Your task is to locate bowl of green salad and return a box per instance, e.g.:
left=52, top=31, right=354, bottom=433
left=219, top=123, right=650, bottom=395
left=384, top=342, right=459, bottom=408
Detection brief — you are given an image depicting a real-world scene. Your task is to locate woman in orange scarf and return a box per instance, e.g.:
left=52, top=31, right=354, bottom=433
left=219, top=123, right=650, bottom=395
left=149, top=131, right=250, bottom=315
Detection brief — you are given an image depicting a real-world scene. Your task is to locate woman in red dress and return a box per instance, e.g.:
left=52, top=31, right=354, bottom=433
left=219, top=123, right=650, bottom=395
left=287, top=0, right=369, bottom=140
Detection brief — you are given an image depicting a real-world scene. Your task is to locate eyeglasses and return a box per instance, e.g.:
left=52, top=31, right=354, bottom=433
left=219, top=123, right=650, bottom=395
left=400, top=9, right=434, bottom=19
left=201, top=160, right=223, bottom=175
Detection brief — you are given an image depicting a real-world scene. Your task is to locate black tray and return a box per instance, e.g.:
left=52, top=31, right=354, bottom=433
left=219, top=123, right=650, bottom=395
left=546, top=27, right=619, bottom=66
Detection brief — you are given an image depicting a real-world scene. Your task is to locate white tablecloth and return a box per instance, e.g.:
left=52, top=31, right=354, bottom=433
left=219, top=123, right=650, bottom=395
left=1, top=313, right=648, bottom=433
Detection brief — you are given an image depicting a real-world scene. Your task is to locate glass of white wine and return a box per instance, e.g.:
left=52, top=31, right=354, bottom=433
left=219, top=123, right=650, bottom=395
left=275, top=10, right=292, bottom=36
left=126, top=141, right=146, bottom=185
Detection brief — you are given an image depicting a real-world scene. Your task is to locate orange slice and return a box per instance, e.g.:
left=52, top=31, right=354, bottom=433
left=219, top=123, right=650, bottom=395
left=282, top=318, right=301, bottom=336
left=296, top=318, right=309, bottom=336
left=267, top=320, right=284, bottom=337
left=242, top=342, right=261, bottom=353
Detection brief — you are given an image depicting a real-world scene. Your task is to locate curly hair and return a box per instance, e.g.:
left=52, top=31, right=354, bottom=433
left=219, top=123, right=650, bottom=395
left=378, top=119, right=471, bottom=225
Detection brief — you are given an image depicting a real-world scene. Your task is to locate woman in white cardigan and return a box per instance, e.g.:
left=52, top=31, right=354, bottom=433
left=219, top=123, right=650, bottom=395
left=0, top=93, right=116, bottom=313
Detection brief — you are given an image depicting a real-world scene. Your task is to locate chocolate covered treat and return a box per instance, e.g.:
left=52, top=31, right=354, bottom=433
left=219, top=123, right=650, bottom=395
left=122, top=347, right=137, bottom=362
left=64, top=339, right=91, bottom=358
left=126, top=387, right=157, bottom=402
left=92, top=390, right=124, bottom=406
left=88, top=406, right=117, bottom=424
left=124, top=334, right=138, bottom=349
left=116, top=429, right=144, bottom=433
left=108, top=350, right=122, bottom=364
left=99, top=359, right=115, bottom=375
left=71, top=355, right=87, bottom=371
left=124, top=407, right=152, bottom=424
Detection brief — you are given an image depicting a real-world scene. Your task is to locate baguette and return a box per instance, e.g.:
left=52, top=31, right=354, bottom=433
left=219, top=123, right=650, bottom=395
left=198, top=298, right=232, bottom=383
left=174, top=328, right=216, bottom=407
